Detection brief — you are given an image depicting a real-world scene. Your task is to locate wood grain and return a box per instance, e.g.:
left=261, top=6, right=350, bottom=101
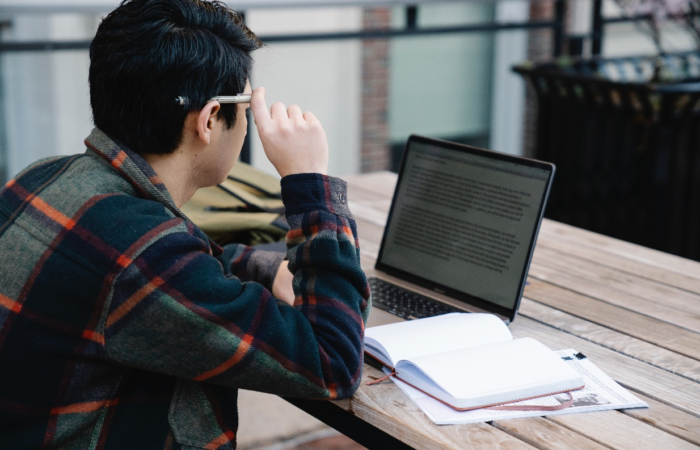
left=623, top=392, right=700, bottom=446
left=511, top=317, right=700, bottom=417
left=548, top=410, right=699, bottom=450
left=531, top=246, right=700, bottom=318
left=345, top=172, right=398, bottom=200
left=536, top=230, right=700, bottom=295
left=522, top=278, right=700, bottom=361
left=348, top=200, right=390, bottom=228
left=540, top=220, right=700, bottom=282
left=332, top=366, right=537, bottom=450
left=526, top=260, right=700, bottom=334
left=354, top=217, right=384, bottom=251
left=518, top=299, right=700, bottom=383
left=493, top=417, right=609, bottom=450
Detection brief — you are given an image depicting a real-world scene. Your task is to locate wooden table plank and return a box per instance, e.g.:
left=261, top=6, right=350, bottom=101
left=354, top=214, right=385, bottom=243
left=345, top=172, right=398, bottom=199
left=346, top=350, right=700, bottom=450
left=623, top=392, right=700, bottom=446
left=348, top=173, right=700, bottom=402
left=536, top=230, right=700, bottom=295
left=519, top=299, right=700, bottom=383
left=511, top=318, right=700, bottom=417
left=523, top=278, right=700, bottom=361
left=345, top=317, right=700, bottom=450
left=332, top=366, right=538, bottom=450
left=493, top=417, right=609, bottom=450
left=346, top=185, right=393, bottom=207
left=540, top=220, right=700, bottom=283
left=527, top=259, right=700, bottom=334
left=348, top=201, right=390, bottom=229
left=548, top=410, right=699, bottom=450
left=531, top=246, right=700, bottom=317
left=511, top=320, right=700, bottom=449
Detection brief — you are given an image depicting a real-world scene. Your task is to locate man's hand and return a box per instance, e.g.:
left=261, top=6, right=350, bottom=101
left=250, top=87, right=329, bottom=177
left=272, top=260, right=295, bottom=306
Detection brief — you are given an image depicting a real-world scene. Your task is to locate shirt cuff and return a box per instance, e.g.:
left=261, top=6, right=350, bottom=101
left=246, top=249, right=286, bottom=292
left=218, top=244, right=286, bottom=292
left=280, top=173, right=352, bottom=219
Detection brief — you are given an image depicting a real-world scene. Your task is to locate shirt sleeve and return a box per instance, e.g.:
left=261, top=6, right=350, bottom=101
left=217, top=244, right=286, bottom=293
left=103, top=174, right=370, bottom=400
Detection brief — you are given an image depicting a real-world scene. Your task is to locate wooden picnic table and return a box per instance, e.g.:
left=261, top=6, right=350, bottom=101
left=299, top=171, right=700, bottom=450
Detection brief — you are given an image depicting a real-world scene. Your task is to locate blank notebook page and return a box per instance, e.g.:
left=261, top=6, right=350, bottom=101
left=364, top=313, right=513, bottom=366
left=401, top=337, right=580, bottom=399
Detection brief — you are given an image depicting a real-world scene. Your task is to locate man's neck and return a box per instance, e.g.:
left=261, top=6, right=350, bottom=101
left=142, top=149, right=201, bottom=209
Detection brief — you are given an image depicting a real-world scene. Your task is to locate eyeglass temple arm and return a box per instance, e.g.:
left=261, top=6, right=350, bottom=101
left=175, top=94, right=252, bottom=106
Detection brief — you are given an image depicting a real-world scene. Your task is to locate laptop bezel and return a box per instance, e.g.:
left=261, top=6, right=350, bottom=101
left=374, top=134, right=555, bottom=323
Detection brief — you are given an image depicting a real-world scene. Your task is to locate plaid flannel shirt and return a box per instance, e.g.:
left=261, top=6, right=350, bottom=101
left=0, top=128, right=370, bottom=449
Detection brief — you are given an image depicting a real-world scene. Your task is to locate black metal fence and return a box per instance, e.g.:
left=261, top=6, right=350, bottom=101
left=515, top=52, right=700, bottom=261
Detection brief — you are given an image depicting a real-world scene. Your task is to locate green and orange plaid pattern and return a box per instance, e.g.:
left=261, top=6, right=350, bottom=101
left=0, top=128, right=370, bottom=449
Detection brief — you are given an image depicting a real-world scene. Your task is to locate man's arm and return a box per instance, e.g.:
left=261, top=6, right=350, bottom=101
left=104, top=187, right=367, bottom=398
left=102, top=90, right=370, bottom=398
left=217, top=86, right=334, bottom=306
left=217, top=245, right=293, bottom=304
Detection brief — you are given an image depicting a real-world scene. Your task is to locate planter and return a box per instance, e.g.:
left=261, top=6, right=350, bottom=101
left=514, top=52, right=700, bottom=261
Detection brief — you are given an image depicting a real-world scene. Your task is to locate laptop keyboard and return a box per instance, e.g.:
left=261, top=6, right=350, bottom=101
left=369, top=278, right=462, bottom=320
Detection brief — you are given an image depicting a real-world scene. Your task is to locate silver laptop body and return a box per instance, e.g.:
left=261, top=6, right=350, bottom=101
left=367, top=135, right=555, bottom=327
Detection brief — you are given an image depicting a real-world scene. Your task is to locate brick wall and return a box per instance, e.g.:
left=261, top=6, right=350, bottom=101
left=360, top=8, right=391, bottom=173
left=523, top=0, right=556, bottom=158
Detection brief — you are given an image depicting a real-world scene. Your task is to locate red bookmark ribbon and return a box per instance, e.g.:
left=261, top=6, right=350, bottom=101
left=366, top=369, right=396, bottom=386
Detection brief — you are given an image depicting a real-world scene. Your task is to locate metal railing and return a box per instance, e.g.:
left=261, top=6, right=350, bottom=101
left=0, top=0, right=669, bottom=56
left=0, top=5, right=562, bottom=52
left=0, top=0, right=677, bottom=168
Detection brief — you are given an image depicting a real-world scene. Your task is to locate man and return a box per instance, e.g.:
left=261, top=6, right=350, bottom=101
left=0, top=0, right=370, bottom=448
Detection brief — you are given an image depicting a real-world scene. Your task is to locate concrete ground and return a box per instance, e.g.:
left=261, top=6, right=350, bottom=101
left=237, top=389, right=367, bottom=450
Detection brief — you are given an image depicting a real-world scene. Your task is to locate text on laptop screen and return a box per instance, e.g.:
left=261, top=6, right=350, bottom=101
left=380, top=141, right=551, bottom=310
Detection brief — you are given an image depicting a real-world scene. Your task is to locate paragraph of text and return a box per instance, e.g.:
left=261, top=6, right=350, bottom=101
left=392, top=205, right=521, bottom=274
left=404, top=165, right=532, bottom=222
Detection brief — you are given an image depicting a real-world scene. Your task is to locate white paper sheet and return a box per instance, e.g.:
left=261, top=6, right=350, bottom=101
left=387, top=348, right=647, bottom=425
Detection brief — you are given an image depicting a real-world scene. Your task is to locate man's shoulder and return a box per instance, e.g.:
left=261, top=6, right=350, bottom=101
left=0, top=152, right=190, bottom=266
left=5, top=152, right=135, bottom=199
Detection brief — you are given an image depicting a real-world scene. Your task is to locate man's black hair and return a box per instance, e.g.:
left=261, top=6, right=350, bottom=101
left=89, top=0, right=262, bottom=155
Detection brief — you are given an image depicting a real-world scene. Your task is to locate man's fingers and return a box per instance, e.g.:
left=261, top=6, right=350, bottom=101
left=288, top=104, right=303, bottom=122
left=254, top=93, right=329, bottom=177
left=303, top=111, right=318, bottom=124
left=250, top=87, right=270, bottom=127
left=270, top=102, right=288, bottom=120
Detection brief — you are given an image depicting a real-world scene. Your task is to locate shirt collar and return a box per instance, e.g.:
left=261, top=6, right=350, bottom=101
left=84, top=127, right=223, bottom=256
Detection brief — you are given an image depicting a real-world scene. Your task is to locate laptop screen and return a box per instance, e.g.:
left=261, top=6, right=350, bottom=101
left=375, top=135, right=554, bottom=321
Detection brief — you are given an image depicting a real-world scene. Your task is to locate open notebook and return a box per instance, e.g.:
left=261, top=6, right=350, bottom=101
left=364, top=313, right=584, bottom=411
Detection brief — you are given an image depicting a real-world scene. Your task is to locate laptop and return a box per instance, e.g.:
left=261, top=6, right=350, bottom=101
left=366, top=135, right=555, bottom=328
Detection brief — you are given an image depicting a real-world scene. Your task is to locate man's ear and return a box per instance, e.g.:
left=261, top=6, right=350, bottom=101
left=195, top=101, right=221, bottom=145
